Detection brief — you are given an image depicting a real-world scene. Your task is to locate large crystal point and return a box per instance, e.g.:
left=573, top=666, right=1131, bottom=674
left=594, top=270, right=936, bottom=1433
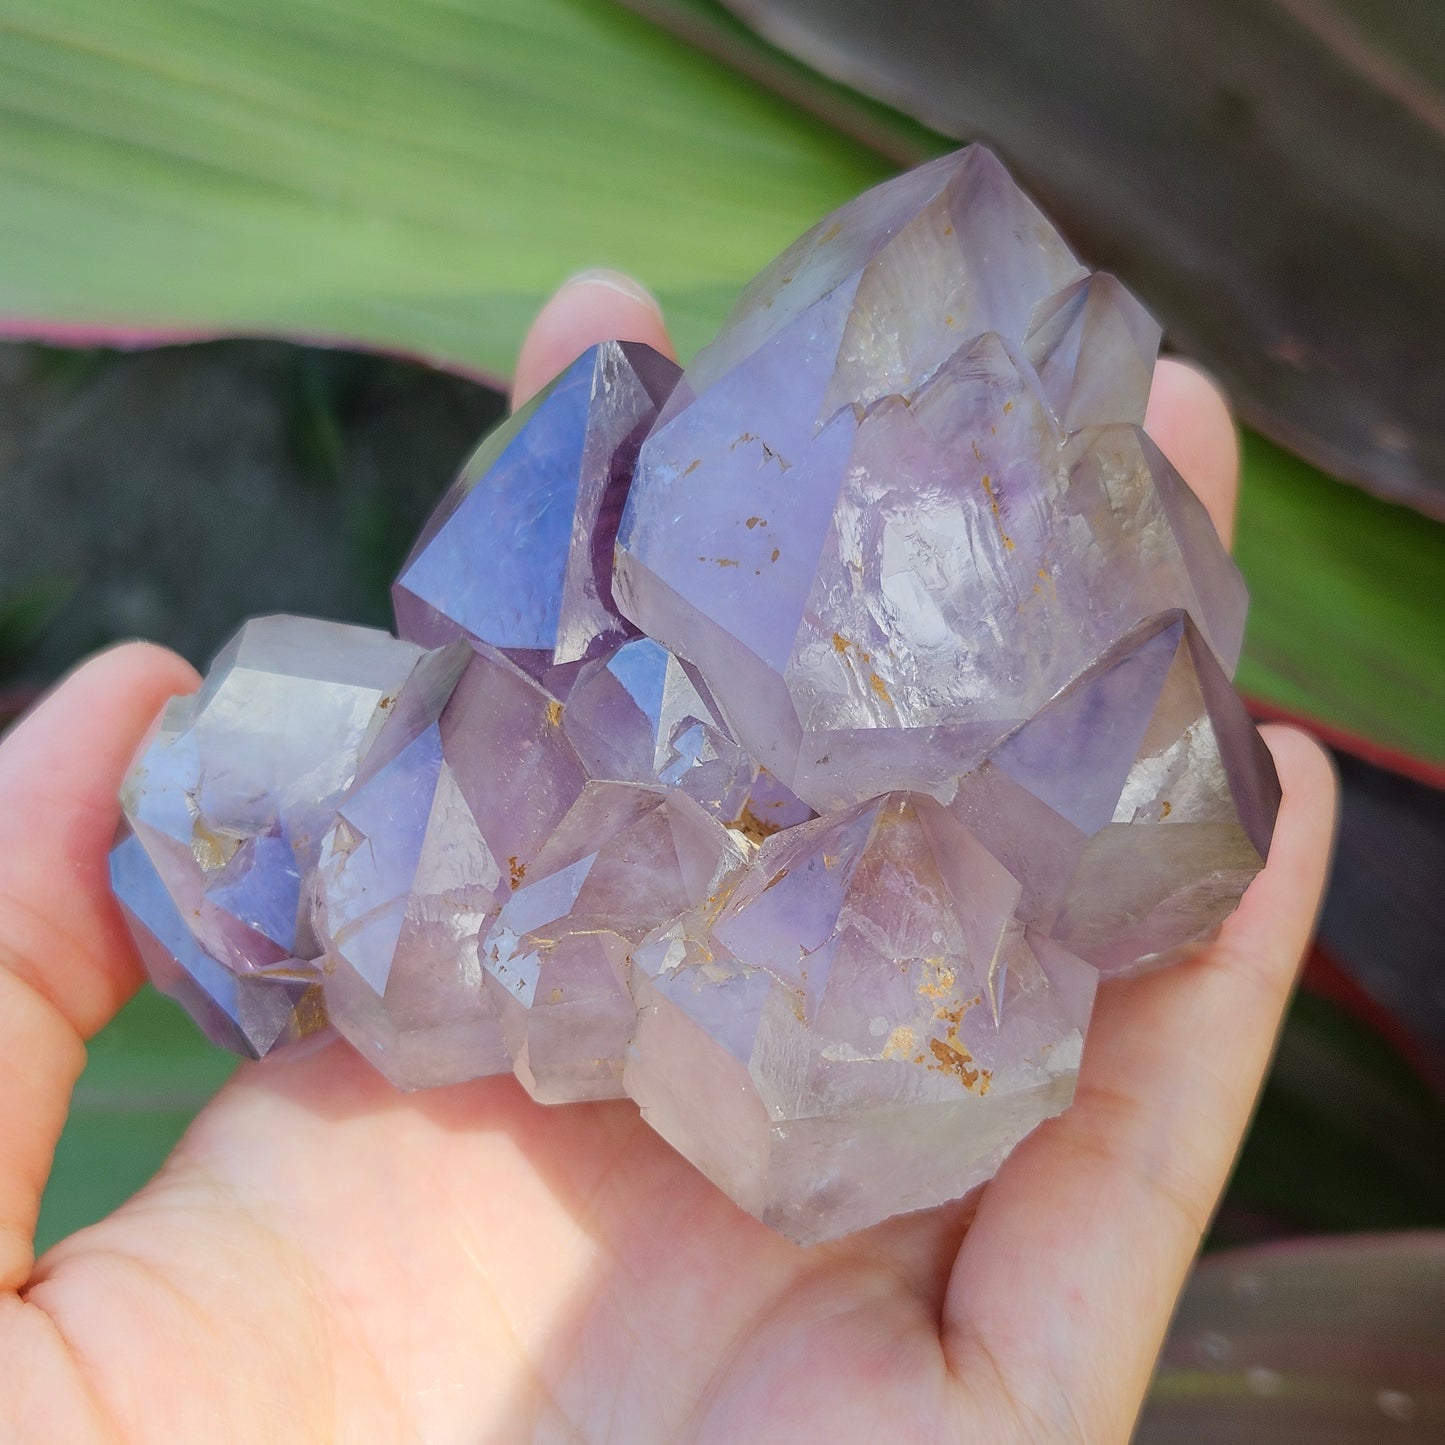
left=482, top=781, right=747, bottom=1104
left=394, top=340, right=680, bottom=686
left=615, top=147, right=1246, bottom=809
left=315, top=644, right=588, bottom=1088
left=113, top=615, right=459, bottom=1056
left=683, top=145, right=1086, bottom=414
left=952, top=610, right=1279, bottom=973
left=626, top=794, right=1096, bottom=1243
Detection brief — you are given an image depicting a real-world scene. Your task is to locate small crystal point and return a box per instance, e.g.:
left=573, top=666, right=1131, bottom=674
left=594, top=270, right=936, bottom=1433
left=1047, top=612, right=1281, bottom=973
left=1025, top=272, right=1161, bottom=432
left=113, top=835, right=329, bottom=1060
left=316, top=643, right=588, bottom=1089
left=394, top=340, right=681, bottom=679
left=483, top=780, right=747, bottom=1103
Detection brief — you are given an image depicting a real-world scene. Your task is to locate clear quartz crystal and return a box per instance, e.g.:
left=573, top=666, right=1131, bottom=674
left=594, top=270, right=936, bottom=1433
left=482, top=781, right=748, bottom=1103
left=315, top=643, right=588, bottom=1088
left=113, top=146, right=1279, bottom=1242
left=626, top=794, right=1097, bottom=1243
left=113, top=615, right=458, bottom=1057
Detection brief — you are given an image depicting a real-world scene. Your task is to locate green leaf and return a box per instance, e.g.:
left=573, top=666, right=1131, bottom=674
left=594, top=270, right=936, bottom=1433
left=0, top=0, right=889, bottom=371
left=1236, top=433, right=1445, bottom=767
left=0, top=571, right=76, bottom=676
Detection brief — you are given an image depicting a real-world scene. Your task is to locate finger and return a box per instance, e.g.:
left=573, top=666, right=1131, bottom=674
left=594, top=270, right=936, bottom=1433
left=1145, top=358, right=1240, bottom=547
left=512, top=270, right=673, bottom=409
left=943, top=726, right=1336, bottom=1441
left=0, top=642, right=197, bottom=1289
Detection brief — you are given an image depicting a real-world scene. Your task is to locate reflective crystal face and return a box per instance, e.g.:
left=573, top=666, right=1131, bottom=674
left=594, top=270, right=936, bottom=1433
left=562, top=636, right=814, bottom=837
left=315, top=644, right=588, bottom=1089
left=951, top=609, right=1280, bottom=974
left=626, top=795, right=1097, bottom=1243
left=393, top=340, right=681, bottom=688
left=113, top=146, right=1279, bottom=1242
left=112, top=615, right=455, bottom=1057
left=111, top=834, right=328, bottom=1060
left=482, top=781, right=748, bottom=1104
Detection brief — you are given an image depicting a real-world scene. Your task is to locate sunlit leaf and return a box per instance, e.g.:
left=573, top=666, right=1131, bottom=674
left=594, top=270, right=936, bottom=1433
left=1235, top=433, right=1445, bottom=767
left=0, top=0, right=888, bottom=372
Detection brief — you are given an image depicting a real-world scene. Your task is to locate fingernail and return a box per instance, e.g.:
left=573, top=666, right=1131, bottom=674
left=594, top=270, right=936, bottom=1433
left=1155, top=355, right=1236, bottom=422
left=558, top=268, right=663, bottom=315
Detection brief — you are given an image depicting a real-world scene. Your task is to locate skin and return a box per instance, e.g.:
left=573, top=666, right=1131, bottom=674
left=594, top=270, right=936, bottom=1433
left=0, top=274, right=1336, bottom=1444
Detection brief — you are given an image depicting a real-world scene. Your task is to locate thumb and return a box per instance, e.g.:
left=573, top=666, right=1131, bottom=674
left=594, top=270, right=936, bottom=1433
left=0, top=642, right=196, bottom=1290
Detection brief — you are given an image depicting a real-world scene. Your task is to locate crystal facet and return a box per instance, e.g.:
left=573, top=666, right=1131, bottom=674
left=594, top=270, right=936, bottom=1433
left=315, top=644, right=588, bottom=1088
left=626, top=795, right=1096, bottom=1243
left=483, top=781, right=747, bottom=1103
left=113, top=146, right=1280, bottom=1242
left=114, top=615, right=456, bottom=1056
left=393, top=340, right=680, bottom=688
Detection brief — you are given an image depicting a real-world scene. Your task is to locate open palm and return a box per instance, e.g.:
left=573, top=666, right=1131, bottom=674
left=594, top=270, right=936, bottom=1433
left=1, top=277, right=1335, bottom=1444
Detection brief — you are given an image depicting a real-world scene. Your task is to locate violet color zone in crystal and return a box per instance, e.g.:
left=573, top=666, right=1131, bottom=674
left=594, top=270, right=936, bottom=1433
left=112, top=147, right=1280, bottom=1243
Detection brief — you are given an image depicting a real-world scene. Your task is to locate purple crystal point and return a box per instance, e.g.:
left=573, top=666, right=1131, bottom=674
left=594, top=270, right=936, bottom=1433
left=684, top=146, right=1085, bottom=413
left=627, top=792, right=1096, bottom=1243
left=1024, top=272, right=1161, bottom=432
left=951, top=610, right=1277, bottom=975
left=562, top=637, right=750, bottom=818
left=394, top=340, right=680, bottom=682
left=1046, top=612, right=1281, bottom=973
left=112, top=835, right=327, bottom=1059
left=616, top=147, right=1246, bottom=809
left=482, top=781, right=747, bottom=1104
left=315, top=643, right=588, bottom=1088
left=561, top=636, right=815, bottom=835
left=113, top=616, right=447, bottom=1055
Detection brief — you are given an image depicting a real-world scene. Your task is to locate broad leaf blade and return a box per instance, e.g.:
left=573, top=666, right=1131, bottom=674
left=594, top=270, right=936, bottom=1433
left=1221, top=990, right=1445, bottom=1241
left=1313, top=753, right=1445, bottom=1101
left=1235, top=432, right=1445, bottom=767
left=0, top=0, right=891, bottom=371
left=1141, top=1235, right=1445, bottom=1441
left=712, top=0, right=1445, bottom=519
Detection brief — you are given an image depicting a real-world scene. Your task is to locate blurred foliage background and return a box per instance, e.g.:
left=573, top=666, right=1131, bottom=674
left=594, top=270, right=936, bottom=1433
left=1, top=0, right=1442, bottom=1435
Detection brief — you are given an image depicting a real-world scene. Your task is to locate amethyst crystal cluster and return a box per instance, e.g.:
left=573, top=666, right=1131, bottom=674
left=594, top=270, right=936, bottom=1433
left=112, top=148, right=1279, bottom=1243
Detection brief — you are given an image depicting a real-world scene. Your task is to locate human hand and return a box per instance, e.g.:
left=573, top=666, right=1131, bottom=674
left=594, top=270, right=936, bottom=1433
left=2, top=274, right=1336, bottom=1444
